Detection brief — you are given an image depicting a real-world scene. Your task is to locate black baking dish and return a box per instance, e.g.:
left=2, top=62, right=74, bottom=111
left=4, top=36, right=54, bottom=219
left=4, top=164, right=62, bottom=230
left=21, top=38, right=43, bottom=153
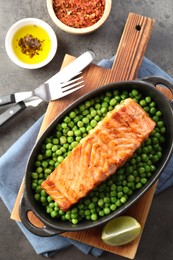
left=19, top=76, right=173, bottom=237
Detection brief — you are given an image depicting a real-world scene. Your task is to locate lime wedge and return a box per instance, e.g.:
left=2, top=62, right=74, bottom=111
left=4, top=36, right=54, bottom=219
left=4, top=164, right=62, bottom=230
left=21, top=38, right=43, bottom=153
left=101, top=216, right=141, bottom=246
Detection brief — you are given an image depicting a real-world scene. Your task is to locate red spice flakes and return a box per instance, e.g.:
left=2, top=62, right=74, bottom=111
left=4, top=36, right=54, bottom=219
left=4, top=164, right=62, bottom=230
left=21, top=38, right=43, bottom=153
left=53, top=0, right=105, bottom=28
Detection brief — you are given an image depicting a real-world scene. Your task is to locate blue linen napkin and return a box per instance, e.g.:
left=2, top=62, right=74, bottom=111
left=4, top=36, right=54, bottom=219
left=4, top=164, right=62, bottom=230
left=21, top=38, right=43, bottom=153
left=0, top=56, right=173, bottom=257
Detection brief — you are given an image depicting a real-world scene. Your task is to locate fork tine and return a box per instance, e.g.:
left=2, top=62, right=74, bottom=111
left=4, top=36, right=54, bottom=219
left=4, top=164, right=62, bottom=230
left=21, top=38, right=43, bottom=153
left=61, top=71, right=82, bottom=83
left=60, top=84, right=85, bottom=97
left=61, top=76, right=84, bottom=89
left=61, top=79, right=84, bottom=92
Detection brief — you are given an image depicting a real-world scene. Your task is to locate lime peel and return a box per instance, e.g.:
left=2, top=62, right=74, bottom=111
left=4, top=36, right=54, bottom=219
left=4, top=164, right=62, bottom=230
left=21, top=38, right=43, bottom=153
left=101, top=216, right=142, bottom=246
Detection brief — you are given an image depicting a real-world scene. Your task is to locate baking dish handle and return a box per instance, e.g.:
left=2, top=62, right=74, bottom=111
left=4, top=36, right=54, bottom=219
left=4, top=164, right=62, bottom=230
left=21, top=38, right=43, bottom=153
left=19, top=195, right=63, bottom=237
left=141, top=76, right=173, bottom=106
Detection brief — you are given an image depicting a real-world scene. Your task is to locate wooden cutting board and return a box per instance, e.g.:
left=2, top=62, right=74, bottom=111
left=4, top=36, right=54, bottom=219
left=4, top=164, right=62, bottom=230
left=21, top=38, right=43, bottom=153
left=11, top=13, right=157, bottom=259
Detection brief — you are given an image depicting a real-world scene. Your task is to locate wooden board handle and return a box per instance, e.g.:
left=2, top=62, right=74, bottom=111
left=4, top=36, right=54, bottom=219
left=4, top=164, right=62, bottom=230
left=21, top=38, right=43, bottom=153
left=111, top=13, right=154, bottom=81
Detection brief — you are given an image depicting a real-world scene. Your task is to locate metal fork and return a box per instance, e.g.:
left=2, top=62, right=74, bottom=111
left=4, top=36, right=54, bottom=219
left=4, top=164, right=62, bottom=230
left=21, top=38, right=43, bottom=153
left=27, top=73, right=84, bottom=102
left=0, top=74, right=85, bottom=127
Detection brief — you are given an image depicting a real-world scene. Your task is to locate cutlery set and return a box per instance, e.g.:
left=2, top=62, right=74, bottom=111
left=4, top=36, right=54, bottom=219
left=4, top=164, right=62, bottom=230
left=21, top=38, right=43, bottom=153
left=0, top=51, right=95, bottom=126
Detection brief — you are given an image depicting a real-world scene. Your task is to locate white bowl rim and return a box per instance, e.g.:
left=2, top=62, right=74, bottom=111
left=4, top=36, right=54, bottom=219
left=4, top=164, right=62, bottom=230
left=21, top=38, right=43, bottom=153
left=47, top=0, right=112, bottom=35
left=5, top=18, right=58, bottom=69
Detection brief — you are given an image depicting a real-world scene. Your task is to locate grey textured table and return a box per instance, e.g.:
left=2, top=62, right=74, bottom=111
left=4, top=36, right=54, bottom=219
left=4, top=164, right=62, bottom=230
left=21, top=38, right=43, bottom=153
left=0, top=1, right=173, bottom=260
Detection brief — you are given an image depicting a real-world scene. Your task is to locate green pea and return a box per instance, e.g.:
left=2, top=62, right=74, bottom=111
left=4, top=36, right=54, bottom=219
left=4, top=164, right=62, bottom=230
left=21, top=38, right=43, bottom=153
left=110, top=98, right=117, bottom=106
left=123, top=186, right=129, bottom=193
left=34, top=194, right=40, bottom=201
left=76, top=136, right=82, bottom=142
left=60, top=136, right=67, bottom=144
left=103, top=197, right=110, bottom=203
left=150, top=107, right=157, bottom=115
left=99, top=210, right=105, bottom=217
left=71, top=207, right=78, bottom=214
left=82, top=109, right=89, bottom=116
left=51, top=211, right=58, bottom=218
left=152, top=116, right=159, bottom=122
left=35, top=161, right=41, bottom=167
left=71, top=219, right=78, bottom=224
left=40, top=196, right=47, bottom=203
left=115, top=95, right=121, bottom=102
left=79, top=104, right=85, bottom=111
left=110, top=204, right=117, bottom=211
left=67, top=136, right=74, bottom=143
left=35, top=186, right=41, bottom=193
left=101, top=107, right=107, bottom=114
left=149, top=101, right=156, bottom=107
left=117, top=192, right=123, bottom=198
left=37, top=154, right=43, bottom=161
left=59, top=209, right=65, bottom=215
left=65, top=212, right=71, bottom=220
left=141, top=178, right=147, bottom=184
left=69, top=111, right=76, bottom=118
left=44, top=168, right=52, bottom=175
left=144, top=106, right=150, bottom=112
left=68, top=121, right=74, bottom=128
left=82, top=117, right=89, bottom=124
left=41, top=190, right=47, bottom=197
left=31, top=182, right=37, bottom=190
left=136, top=182, right=142, bottom=189
left=74, top=129, right=82, bottom=136
left=145, top=96, right=152, bottom=103
left=47, top=196, right=53, bottom=202
left=85, top=209, right=90, bottom=216
left=145, top=165, right=151, bottom=172
left=98, top=199, right=104, bottom=208
left=120, top=196, right=127, bottom=204
left=86, top=125, right=92, bottom=132
left=46, top=143, right=53, bottom=149
left=64, top=116, right=71, bottom=123
left=57, top=156, right=64, bottom=163
left=117, top=186, right=123, bottom=192
left=111, top=197, right=117, bottom=203
left=127, top=175, right=135, bottom=182
left=141, top=154, right=148, bottom=162
left=90, top=119, right=97, bottom=128
left=157, top=121, right=164, bottom=128
left=31, top=172, right=38, bottom=179
left=45, top=149, right=52, bottom=157
left=90, top=110, right=96, bottom=117
left=104, top=208, right=110, bottom=215
left=77, top=121, right=84, bottom=127
left=156, top=111, right=162, bottom=117
left=140, top=100, right=147, bottom=107
left=61, top=122, right=68, bottom=129
left=139, top=167, right=145, bottom=174
left=91, top=213, right=98, bottom=221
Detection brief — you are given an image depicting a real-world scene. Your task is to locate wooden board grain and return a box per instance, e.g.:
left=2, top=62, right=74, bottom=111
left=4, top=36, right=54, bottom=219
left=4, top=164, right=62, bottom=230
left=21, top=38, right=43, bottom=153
left=11, top=13, right=156, bottom=259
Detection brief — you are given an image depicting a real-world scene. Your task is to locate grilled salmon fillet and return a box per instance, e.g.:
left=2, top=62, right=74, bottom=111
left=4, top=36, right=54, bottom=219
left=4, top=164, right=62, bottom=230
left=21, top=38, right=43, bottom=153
left=41, top=98, right=156, bottom=211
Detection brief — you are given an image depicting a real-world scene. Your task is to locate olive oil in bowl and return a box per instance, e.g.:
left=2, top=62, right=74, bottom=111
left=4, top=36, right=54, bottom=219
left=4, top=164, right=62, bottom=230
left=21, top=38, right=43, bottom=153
left=12, top=25, right=51, bottom=65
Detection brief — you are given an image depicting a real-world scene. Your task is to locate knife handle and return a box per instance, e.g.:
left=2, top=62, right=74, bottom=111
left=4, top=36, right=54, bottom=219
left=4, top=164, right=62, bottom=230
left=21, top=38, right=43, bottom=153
left=0, top=94, right=16, bottom=106
left=0, top=101, right=26, bottom=126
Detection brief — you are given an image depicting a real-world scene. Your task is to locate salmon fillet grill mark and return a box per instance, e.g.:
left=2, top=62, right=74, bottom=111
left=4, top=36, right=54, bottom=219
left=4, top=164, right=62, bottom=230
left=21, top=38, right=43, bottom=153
left=41, top=98, right=156, bottom=211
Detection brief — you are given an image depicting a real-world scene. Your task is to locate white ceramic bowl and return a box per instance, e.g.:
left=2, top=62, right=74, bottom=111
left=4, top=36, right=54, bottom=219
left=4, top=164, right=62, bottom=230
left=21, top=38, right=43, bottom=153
left=47, top=0, right=112, bottom=35
left=5, top=18, right=58, bottom=69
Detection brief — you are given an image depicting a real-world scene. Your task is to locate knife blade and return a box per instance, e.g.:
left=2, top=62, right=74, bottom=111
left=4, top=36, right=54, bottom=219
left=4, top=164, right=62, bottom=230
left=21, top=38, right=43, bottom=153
left=0, top=96, right=42, bottom=127
left=0, top=51, right=95, bottom=106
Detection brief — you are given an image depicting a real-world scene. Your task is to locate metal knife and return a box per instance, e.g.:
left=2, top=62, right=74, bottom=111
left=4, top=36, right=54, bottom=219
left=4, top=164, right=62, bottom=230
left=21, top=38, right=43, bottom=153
left=0, top=97, right=42, bottom=127
left=0, top=51, right=95, bottom=106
